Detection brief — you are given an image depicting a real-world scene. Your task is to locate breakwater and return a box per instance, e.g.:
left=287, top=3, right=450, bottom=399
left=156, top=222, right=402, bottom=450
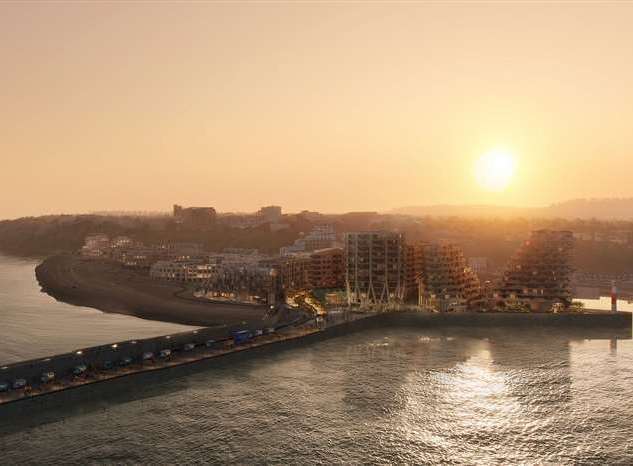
left=0, top=316, right=315, bottom=406
left=1, top=310, right=630, bottom=407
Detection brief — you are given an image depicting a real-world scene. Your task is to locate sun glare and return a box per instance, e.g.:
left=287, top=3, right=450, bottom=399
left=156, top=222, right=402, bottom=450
left=475, top=149, right=516, bottom=192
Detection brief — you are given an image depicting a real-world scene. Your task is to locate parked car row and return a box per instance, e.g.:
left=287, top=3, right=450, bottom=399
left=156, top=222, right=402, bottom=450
left=0, top=379, right=27, bottom=392
left=1, top=327, right=278, bottom=396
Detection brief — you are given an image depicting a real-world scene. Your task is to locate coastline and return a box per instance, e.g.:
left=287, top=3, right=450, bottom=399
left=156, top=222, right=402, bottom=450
left=13, top=253, right=631, bottom=417
left=35, top=254, right=275, bottom=327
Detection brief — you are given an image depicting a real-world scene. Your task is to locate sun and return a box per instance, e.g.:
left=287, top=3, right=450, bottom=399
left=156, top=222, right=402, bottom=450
left=475, top=149, right=516, bottom=192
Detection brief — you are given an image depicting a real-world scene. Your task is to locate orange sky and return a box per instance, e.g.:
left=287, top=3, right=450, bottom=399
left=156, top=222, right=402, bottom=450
left=2, top=3, right=633, bottom=219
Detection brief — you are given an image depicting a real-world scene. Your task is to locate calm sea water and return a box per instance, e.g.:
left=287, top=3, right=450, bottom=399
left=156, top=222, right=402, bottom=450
left=1, top=326, right=632, bottom=464
left=1, top=255, right=632, bottom=464
left=0, top=254, right=195, bottom=365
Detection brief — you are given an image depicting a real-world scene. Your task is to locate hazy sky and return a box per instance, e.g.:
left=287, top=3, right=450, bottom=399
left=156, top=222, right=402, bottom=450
left=2, top=2, right=633, bottom=219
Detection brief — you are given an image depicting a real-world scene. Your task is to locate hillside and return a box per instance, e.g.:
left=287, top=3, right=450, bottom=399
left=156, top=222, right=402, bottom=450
left=0, top=215, right=301, bottom=258
left=393, top=198, right=633, bottom=220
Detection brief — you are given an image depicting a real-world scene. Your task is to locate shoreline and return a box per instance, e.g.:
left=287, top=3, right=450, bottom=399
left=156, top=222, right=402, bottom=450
left=35, top=254, right=279, bottom=327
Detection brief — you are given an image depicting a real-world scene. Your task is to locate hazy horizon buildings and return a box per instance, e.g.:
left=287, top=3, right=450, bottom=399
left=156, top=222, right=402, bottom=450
left=257, top=206, right=283, bottom=223
left=173, top=205, right=217, bottom=228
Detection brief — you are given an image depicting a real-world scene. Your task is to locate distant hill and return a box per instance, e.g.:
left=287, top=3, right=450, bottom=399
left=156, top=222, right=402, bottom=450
left=545, top=199, right=633, bottom=220
left=392, top=198, right=633, bottom=220
left=391, top=204, right=538, bottom=218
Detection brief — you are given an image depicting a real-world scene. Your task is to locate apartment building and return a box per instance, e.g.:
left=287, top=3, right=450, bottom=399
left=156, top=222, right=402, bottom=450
left=279, top=254, right=312, bottom=291
left=415, top=242, right=482, bottom=312
left=201, top=264, right=279, bottom=305
left=111, top=236, right=134, bottom=249
left=308, top=248, right=344, bottom=289
left=118, top=246, right=167, bottom=269
left=279, top=247, right=344, bottom=292
left=404, top=243, right=425, bottom=303
left=345, top=231, right=405, bottom=305
left=257, top=205, right=282, bottom=223
left=173, top=204, right=217, bottom=227
left=497, top=230, right=575, bottom=307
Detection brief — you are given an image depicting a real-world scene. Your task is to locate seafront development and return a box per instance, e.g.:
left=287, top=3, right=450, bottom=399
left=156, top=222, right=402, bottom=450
left=4, top=3, right=633, bottom=462
left=34, top=208, right=631, bottom=316
left=1, top=205, right=631, bottom=407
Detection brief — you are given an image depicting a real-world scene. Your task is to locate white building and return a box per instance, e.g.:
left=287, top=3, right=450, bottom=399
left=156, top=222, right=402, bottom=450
left=111, top=236, right=134, bottom=249
left=280, top=225, right=338, bottom=256
left=149, top=260, right=215, bottom=283
left=210, top=250, right=272, bottom=269
left=81, top=234, right=111, bottom=258
left=258, top=205, right=282, bottom=223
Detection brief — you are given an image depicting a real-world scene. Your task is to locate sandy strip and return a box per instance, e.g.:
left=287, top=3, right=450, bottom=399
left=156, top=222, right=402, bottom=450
left=35, top=254, right=272, bottom=327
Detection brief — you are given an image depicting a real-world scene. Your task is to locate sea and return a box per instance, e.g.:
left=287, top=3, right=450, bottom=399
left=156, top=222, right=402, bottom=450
left=1, top=254, right=632, bottom=464
left=0, top=254, right=196, bottom=366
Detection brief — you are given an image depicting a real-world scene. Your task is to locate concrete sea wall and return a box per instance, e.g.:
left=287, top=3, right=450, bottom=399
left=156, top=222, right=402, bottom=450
left=319, top=310, right=633, bottom=340
left=0, top=319, right=303, bottom=391
left=1, top=311, right=630, bottom=396
left=391, top=310, right=632, bottom=331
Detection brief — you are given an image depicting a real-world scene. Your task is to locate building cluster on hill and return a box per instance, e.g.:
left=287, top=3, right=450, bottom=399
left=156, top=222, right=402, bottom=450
left=81, top=234, right=137, bottom=259
left=80, top=233, right=281, bottom=305
left=213, top=205, right=290, bottom=231
left=81, top=234, right=208, bottom=269
left=173, top=205, right=217, bottom=228
left=572, top=230, right=633, bottom=245
left=173, top=203, right=292, bottom=232
left=79, top=212, right=577, bottom=312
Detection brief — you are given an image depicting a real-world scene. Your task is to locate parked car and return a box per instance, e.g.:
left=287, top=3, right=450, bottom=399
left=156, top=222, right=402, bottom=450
left=232, top=330, right=253, bottom=345
left=103, top=361, right=114, bottom=370
left=0, top=382, right=9, bottom=392
left=205, top=339, right=216, bottom=348
left=142, top=352, right=154, bottom=361
left=13, top=379, right=27, bottom=389
left=72, top=364, right=87, bottom=376
left=40, top=372, right=55, bottom=384
left=158, top=349, right=172, bottom=359
left=183, top=343, right=195, bottom=352
left=119, top=357, right=133, bottom=367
